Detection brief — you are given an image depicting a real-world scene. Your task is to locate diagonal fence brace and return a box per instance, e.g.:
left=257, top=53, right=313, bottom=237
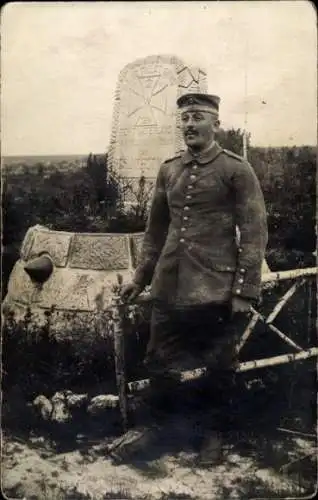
left=236, top=311, right=260, bottom=353
left=238, top=279, right=307, bottom=354
left=266, top=278, right=306, bottom=325
left=250, top=307, right=303, bottom=352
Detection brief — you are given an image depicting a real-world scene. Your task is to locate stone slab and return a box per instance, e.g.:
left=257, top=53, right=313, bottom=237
left=130, top=233, right=145, bottom=268
left=68, top=234, right=130, bottom=270
left=26, top=227, right=73, bottom=267
left=5, top=264, right=134, bottom=313
left=33, top=268, right=116, bottom=311
left=109, top=55, right=207, bottom=180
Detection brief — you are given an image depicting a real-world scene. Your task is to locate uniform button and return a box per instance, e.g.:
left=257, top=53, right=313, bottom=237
left=238, top=248, right=243, bottom=253
left=192, top=165, right=198, bottom=170
left=240, top=268, right=246, bottom=273
left=181, top=227, right=186, bottom=232
left=236, top=289, right=241, bottom=294
left=188, top=185, right=193, bottom=189
left=186, top=195, right=192, bottom=200
left=238, top=278, right=244, bottom=284
left=183, top=216, right=189, bottom=220
left=184, top=206, right=190, bottom=211
left=190, top=175, right=196, bottom=180
left=180, top=238, right=185, bottom=243
left=226, top=266, right=232, bottom=271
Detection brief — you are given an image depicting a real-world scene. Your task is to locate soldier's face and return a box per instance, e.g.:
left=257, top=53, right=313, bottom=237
left=181, top=110, right=219, bottom=150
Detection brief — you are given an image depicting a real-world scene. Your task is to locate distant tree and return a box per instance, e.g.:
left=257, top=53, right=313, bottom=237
left=217, top=127, right=250, bottom=156
left=85, top=153, right=107, bottom=201
left=248, top=146, right=316, bottom=254
left=35, top=163, right=44, bottom=176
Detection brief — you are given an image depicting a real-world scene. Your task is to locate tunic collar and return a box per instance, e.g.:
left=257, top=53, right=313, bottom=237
left=181, top=141, right=223, bottom=165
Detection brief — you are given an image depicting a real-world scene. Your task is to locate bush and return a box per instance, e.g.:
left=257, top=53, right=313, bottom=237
left=249, top=146, right=316, bottom=254
left=2, top=308, right=113, bottom=399
left=2, top=300, right=152, bottom=401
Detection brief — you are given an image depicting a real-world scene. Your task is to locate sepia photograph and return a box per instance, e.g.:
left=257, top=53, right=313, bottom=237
left=1, top=1, right=317, bottom=499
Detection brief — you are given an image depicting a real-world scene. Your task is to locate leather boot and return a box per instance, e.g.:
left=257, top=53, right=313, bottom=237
left=107, top=424, right=161, bottom=464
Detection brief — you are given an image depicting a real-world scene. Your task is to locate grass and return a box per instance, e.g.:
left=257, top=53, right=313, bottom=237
left=129, top=459, right=169, bottom=479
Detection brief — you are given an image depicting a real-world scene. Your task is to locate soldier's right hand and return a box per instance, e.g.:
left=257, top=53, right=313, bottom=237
left=120, top=282, right=144, bottom=303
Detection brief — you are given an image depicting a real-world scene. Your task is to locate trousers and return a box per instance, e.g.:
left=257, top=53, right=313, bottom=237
left=139, top=301, right=249, bottom=430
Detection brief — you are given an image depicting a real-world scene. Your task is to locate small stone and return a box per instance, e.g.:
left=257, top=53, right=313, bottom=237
left=65, top=393, right=88, bottom=409
left=51, top=392, right=71, bottom=423
left=227, top=453, right=242, bottom=465
left=33, top=395, right=53, bottom=421
left=87, top=395, right=119, bottom=415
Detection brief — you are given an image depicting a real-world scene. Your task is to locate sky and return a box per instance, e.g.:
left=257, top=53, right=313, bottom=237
left=1, top=0, right=317, bottom=155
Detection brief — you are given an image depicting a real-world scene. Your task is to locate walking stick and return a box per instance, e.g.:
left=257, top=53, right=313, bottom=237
left=112, top=285, right=128, bottom=432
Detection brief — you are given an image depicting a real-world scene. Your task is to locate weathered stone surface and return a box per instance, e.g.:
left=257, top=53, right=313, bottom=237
left=33, top=395, right=53, bottom=421
left=68, top=234, right=130, bottom=270
left=108, top=55, right=207, bottom=180
left=5, top=261, right=36, bottom=305
left=20, top=225, right=37, bottom=260
left=14, top=267, right=132, bottom=312
left=27, top=227, right=72, bottom=267
left=130, top=232, right=145, bottom=268
left=65, top=393, right=88, bottom=409
left=47, top=269, right=121, bottom=310
left=51, top=392, right=72, bottom=423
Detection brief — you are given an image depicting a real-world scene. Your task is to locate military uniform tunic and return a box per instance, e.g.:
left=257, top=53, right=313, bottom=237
left=134, top=142, right=268, bottom=308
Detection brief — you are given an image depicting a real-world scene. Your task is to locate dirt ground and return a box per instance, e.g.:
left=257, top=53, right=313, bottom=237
left=2, top=358, right=317, bottom=499
left=2, top=410, right=317, bottom=500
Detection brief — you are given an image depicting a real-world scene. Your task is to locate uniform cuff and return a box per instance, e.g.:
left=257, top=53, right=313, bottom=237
left=232, top=267, right=261, bottom=300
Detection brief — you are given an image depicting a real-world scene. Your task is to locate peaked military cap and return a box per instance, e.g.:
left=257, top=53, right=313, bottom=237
left=177, top=93, right=220, bottom=115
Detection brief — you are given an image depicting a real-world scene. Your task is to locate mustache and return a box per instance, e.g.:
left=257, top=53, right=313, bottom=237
left=184, top=129, right=198, bottom=136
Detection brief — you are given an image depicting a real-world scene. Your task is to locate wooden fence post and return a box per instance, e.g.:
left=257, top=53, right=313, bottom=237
left=112, top=295, right=128, bottom=431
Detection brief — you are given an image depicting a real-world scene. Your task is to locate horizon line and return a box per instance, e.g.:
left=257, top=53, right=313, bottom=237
left=2, top=143, right=317, bottom=158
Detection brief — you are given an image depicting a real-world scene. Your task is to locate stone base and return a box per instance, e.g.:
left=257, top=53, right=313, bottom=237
left=3, top=225, right=143, bottom=333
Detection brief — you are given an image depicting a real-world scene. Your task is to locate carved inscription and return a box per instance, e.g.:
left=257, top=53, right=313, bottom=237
left=109, top=55, right=207, bottom=178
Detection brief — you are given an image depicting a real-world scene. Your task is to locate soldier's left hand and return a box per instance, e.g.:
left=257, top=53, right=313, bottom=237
left=231, top=296, right=252, bottom=316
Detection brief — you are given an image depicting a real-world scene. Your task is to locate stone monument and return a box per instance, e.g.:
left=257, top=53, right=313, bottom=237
left=108, top=55, right=208, bottom=183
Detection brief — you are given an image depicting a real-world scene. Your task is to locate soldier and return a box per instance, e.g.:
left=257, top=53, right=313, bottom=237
left=117, top=93, right=268, bottom=465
